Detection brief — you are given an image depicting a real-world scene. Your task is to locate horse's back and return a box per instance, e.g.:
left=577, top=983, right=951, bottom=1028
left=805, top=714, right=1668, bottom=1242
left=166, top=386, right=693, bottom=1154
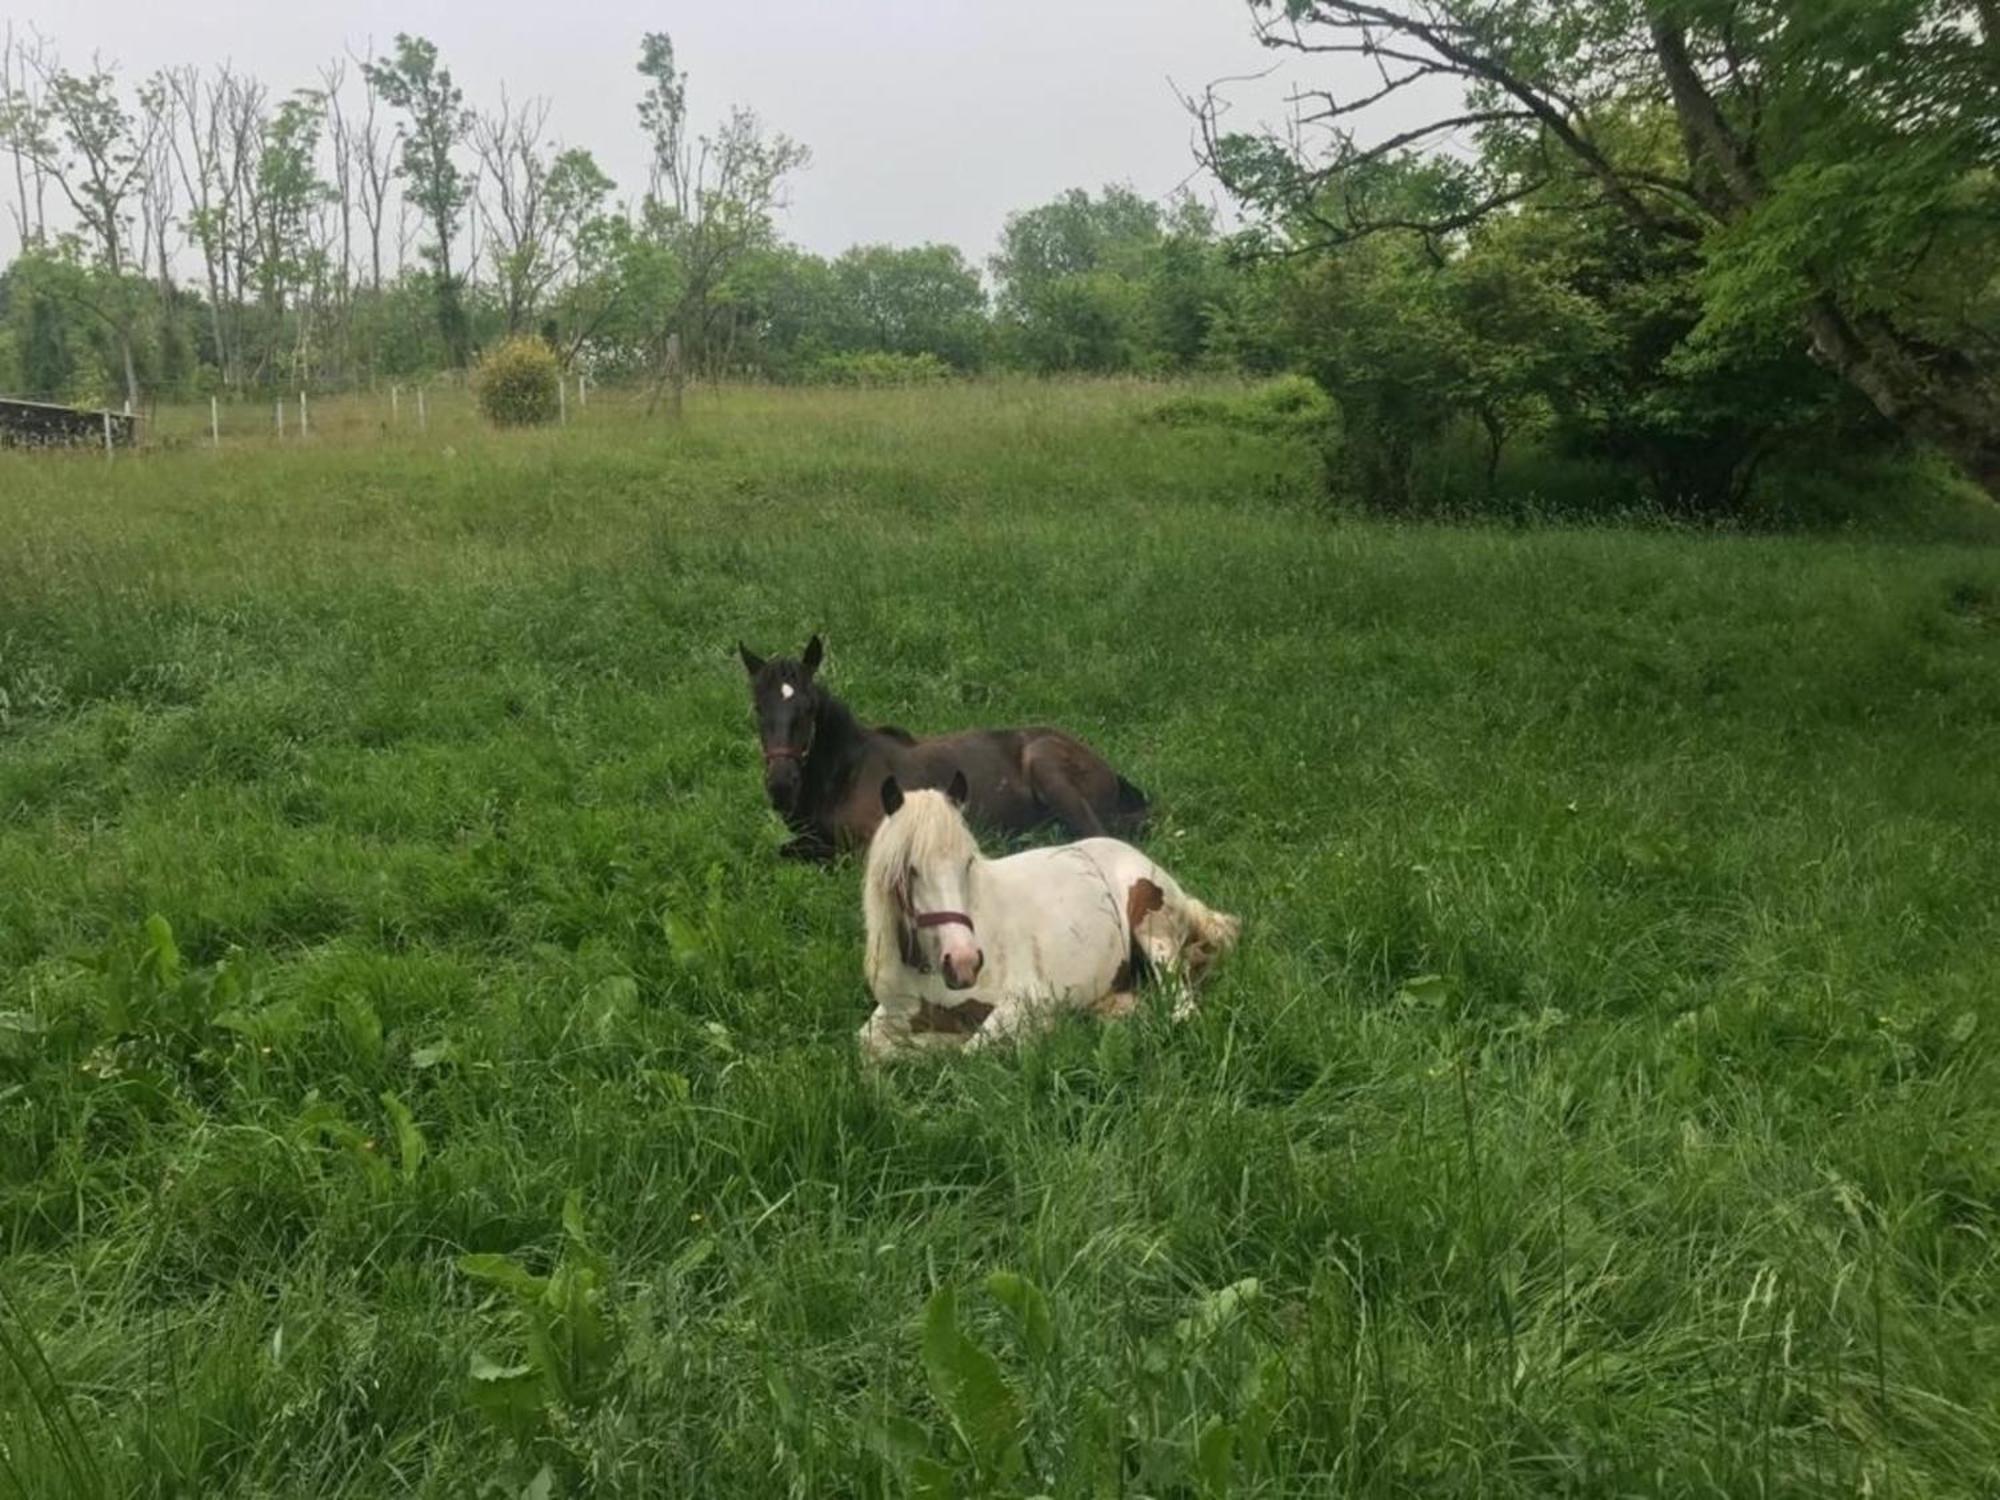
left=1071, top=837, right=1173, bottom=890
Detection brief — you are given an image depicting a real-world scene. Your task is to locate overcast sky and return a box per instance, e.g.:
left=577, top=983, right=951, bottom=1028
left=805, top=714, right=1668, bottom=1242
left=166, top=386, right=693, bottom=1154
left=3, top=0, right=1327, bottom=269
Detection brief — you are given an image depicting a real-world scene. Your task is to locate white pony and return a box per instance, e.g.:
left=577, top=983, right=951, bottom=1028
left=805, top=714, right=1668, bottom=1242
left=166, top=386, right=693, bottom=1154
left=858, top=771, right=1240, bottom=1060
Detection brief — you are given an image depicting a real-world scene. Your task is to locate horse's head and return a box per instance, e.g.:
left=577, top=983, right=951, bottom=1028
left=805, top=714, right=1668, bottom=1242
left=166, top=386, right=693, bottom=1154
left=739, top=634, right=824, bottom=815
left=875, top=771, right=984, bottom=990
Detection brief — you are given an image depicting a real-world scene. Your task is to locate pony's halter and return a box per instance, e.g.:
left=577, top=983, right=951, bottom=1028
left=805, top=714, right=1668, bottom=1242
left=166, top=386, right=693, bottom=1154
left=898, top=879, right=974, bottom=935
left=761, top=745, right=804, bottom=764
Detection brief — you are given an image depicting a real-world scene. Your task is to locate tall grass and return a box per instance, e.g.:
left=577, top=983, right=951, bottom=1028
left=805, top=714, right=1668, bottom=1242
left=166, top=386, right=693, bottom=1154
left=2, top=380, right=1998, bottom=1495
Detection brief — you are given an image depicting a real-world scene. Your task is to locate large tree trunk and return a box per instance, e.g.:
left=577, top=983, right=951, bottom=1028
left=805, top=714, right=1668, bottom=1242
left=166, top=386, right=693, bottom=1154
left=1804, top=301, right=2000, bottom=496
left=1653, top=18, right=2000, bottom=501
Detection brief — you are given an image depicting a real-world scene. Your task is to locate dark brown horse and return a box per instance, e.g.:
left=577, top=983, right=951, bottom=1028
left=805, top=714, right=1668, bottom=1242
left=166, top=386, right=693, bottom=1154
left=738, top=635, right=1148, bottom=861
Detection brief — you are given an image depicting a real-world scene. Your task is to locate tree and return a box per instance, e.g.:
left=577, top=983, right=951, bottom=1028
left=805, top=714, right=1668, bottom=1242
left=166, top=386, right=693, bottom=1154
left=363, top=35, right=471, bottom=367
left=1201, top=0, right=2000, bottom=501
left=472, top=92, right=615, bottom=338
left=0, top=55, right=159, bottom=405
left=1, top=27, right=51, bottom=246
left=348, top=45, right=397, bottom=296
left=625, top=30, right=807, bottom=404
left=828, top=243, right=986, bottom=369
left=990, top=186, right=1234, bottom=373
left=253, top=92, right=330, bottom=382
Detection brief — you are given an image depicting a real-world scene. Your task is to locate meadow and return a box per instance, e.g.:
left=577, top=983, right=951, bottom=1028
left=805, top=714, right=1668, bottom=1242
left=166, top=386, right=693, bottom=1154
left=2, top=380, right=1999, bottom=1497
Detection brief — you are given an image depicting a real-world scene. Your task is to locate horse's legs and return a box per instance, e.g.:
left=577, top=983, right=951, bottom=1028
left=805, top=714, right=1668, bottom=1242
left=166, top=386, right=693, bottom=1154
left=857, top=1005, right=905, bottom=1063
left=1022, top=741, right=1107, bottom=838
left=780, top=828, right=837, bottom=862
left=963, top=997, right=1063, bottom=1052
left=1128, top=880, right=1242, bottom=1022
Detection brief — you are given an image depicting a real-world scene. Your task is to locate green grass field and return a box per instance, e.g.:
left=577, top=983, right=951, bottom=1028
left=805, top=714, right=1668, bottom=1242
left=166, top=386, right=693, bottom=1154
left=3, top=381, right=1999, bottom=1497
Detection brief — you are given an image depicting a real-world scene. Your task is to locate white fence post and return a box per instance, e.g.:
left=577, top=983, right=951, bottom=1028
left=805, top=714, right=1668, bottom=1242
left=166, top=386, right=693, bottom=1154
left=299, top=390, right=309, bottom=438
left=578, top=372, right=588, bottom=408
left=559, top=376, right=568, bottom=425
left=392, top=385, right=400, bottom=423
left=103, top=409, right=114, bottom=459
left=210, top=395, right=220, bottom=448
left=417, top=387, right=427, bottom=432
left=275, top=399, right=284, bottom=437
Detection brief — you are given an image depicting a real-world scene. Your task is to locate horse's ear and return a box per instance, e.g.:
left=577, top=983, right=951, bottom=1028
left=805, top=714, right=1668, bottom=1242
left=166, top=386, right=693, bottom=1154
left=738, top=642, right=764, bottom=676
left=880, top=776, right=904, bottom=817
left=946, top=769, right=969, bottom=807
left=802, top=634, right=824, bottom=676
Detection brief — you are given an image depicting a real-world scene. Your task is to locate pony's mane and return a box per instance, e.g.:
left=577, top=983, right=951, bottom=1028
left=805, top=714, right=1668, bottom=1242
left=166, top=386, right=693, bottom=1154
left=862, top=790, right=981, bottom=989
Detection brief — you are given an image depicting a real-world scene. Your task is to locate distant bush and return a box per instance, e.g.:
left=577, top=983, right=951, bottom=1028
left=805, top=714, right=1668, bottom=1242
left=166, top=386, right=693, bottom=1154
left=806, top=351, right=953, bottom=387
left=474, top=336, right=562, bottom=427
left=1146, top=375, right=1337, bottom=439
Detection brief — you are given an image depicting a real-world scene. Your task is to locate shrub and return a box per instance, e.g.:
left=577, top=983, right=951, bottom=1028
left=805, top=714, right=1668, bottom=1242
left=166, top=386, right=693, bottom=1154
left=1147, top=375, right=1336, bottom=437
left=474, top=336, right=562, bottom=427
left=805, top=351, right=953, bottom=387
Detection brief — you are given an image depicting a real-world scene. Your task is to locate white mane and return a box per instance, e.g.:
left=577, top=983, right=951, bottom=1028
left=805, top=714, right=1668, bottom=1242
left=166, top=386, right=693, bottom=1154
left=862, top=789, right=982, bottom=990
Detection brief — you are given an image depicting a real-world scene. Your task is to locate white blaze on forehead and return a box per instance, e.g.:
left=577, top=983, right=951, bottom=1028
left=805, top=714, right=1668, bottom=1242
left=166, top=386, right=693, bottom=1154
left=780, top=683, right=795, bottom=700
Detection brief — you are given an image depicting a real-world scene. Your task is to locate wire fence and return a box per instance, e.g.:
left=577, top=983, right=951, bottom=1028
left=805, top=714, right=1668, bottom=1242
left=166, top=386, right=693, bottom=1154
left=1, top=369, right=632, bottom=454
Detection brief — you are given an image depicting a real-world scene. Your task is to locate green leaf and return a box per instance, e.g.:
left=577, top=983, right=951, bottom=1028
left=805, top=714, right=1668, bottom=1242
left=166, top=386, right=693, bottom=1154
left=466, top=1351, right=547, bottom=1434
left=379, top=1090, right=426, bottom=1183
left=1237, top=1353, right=1288, bottom=1476
left=1195, top=1415, right=1235, bottom=1498
left=335, top=992, right=383, bottom=1065
left=922, top=1286, right=1025, bottom=1476
left=469, top=1352, right=535, bottom=1383
left=1176, top=1278, right=1261, bottom=1346
left=458, top=1253, right=549, bottom=1303
left=661, top=907, right=706, bottom=966
left=0, top=1010, right=43, bottom=1059
left=142, top=913, right=182, bottom=986
left=909, top=1456, right=955, bottom=1500
left=410, top=1041, right=453, bottom=1070
left=985, top=1270, right=1055, bottom=1365
left=864, top=1411, right=932, bottom=1463
left=584, top=975, right=639, bottom=1040
left=669, top=1235, right=716, bottom=1279
left=561, top=1188, right=589, bottom=1250
left=1395, top=974, right=1449, bottom=1008
left=764, top=1356, right=800, bottom=1425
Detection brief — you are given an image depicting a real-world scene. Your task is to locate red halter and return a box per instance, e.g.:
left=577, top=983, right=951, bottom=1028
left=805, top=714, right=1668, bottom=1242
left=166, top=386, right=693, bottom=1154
left=898, top=880, right=974, bottom=934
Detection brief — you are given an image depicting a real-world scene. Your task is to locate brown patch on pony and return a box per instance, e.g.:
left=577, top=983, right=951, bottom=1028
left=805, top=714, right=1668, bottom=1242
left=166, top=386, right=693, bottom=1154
left=1125, top=877, right=1165, bottom=933
left=910, top=998, right=994, bottom=1036
left=1092, top=990, right=1138, bottom=1020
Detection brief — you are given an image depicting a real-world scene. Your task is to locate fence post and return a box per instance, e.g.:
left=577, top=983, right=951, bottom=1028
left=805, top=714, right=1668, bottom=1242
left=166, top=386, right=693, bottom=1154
left=578, top=371, right=587, bottom=408
left=299, top=390, right=309, bottom=438
left=210, top=395, right=219, bottom=448
left=103, top=409, right=114, bottom=460
left=667, top=333, right=683, bottom=419
left=559, top=376, right=568, bottom=425
left=392, top=385, right=400, bottom=423
left=417, top=387, right=427, bottom=433
left=275, top=399, right=284, bottom=437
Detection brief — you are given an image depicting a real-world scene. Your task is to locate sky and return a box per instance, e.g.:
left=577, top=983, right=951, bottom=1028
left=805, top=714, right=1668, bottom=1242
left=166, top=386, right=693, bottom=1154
left=1, top=0, right=1330, bottom=270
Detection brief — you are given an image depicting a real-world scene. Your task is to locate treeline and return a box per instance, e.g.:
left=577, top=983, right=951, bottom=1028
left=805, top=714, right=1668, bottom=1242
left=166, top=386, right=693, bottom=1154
left=4, top=6, right=1997, bottom=519
left=0, top=30, right=1249, bottom=405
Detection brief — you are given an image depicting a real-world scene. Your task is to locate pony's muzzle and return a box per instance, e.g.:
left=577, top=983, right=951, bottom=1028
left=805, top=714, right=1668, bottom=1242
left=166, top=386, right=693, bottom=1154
left=940, top=948, right=984, bottom=990
left=763, top=762, right=803, bottom=812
